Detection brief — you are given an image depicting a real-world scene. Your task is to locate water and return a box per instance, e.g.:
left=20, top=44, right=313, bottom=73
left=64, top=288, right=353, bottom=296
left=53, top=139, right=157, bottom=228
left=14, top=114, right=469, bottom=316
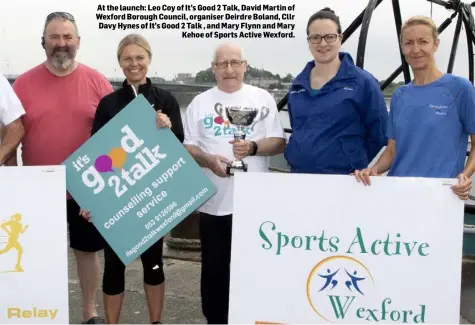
left=176, top=93, right=391, bottom=171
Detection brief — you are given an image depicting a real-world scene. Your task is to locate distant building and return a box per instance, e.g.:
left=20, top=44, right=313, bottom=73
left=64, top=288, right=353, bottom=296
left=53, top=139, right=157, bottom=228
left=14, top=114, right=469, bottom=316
left=174, top=73, right=194, bottom=84
left=150, top=76, right=166, bottom=83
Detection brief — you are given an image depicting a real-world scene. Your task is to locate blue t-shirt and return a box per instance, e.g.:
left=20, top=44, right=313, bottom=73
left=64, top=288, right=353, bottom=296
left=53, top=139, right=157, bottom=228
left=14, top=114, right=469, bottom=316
left=387, top=73, right=475, bottom=178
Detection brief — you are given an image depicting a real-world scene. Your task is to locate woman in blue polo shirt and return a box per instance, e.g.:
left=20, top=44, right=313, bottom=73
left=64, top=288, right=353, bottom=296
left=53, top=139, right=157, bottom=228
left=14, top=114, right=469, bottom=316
left=284, top=7, right=388, bottom=174
left=354, top=15, right=475, bottom=200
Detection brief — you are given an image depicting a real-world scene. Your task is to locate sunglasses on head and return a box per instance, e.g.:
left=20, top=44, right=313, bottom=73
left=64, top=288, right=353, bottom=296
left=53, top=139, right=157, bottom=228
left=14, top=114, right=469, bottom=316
left=46, top=11, right=75, bottom=22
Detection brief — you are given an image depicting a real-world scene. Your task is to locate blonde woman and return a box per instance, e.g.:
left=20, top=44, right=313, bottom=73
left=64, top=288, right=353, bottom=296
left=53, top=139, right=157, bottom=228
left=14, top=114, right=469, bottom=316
left=81, top=33, right=184, bottom=324
left=354, top=16, right=475, bottom=200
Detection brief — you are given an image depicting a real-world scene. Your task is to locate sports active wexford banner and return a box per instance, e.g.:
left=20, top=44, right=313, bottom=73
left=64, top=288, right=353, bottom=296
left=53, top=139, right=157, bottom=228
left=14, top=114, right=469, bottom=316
left=228, top=173, right=464, bottom=324
left=0, top=166, right=69, bottom=324
left=63, top=94, right=216, bottom=265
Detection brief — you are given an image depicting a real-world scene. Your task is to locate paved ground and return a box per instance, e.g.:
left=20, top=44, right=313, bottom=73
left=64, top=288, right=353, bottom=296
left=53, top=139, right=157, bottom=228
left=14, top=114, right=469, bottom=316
left=461, top=258, right=475, bottom=324
left=67, top=244, right=473, bottom=324
left=68, top=245, right=205, bottom=324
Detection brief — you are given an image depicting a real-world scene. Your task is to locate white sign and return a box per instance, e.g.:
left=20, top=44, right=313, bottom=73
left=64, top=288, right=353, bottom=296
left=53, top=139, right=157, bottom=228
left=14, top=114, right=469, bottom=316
left=0, top=166, right=69, bottom=324
left=229, top=173, right=464, bottom=324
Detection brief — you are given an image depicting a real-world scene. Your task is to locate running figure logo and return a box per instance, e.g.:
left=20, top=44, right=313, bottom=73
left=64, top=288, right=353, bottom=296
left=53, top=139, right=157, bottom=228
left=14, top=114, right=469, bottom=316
left=307, top=255, right=375, bottom=322
left=345, top=270, right=366, bottom=295
left=0, top=213, right=28, bottom=272
left=318, top=268, right=339, bottom=292
left=317, top=268, right=366, bottom=295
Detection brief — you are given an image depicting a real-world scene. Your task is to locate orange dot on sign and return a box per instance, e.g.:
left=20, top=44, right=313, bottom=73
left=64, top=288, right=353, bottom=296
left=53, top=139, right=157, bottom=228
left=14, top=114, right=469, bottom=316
left=214, top=116, right=224, bottom=124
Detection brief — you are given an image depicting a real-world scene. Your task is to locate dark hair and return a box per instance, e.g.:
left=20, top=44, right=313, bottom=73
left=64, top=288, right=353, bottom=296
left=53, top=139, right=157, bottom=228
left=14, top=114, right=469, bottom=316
left=306, top=7, right=342, bottom=35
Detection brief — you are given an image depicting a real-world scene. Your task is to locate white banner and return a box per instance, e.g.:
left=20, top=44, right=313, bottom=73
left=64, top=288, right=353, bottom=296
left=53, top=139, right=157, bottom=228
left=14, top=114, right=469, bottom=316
left=0, top=166, right=69, bottom=324
left=229, top=173, right=464, bottom=324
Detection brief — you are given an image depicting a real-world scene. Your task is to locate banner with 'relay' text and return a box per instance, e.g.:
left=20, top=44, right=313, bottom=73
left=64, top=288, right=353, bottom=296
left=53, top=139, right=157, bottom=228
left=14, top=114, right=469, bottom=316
left=228, top=173, right=464, bottom=324
left=0, top=166, right=69, bottom=324
left=62, top=94, right=216, bottom=265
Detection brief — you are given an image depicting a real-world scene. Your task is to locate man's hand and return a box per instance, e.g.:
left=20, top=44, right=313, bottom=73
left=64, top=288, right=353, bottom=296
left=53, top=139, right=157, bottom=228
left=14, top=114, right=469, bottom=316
left=156, top=110, right=172, bottom=128
left=229, top=139, right=252, bottom=160
left=205, top=154, right=231, bottom=177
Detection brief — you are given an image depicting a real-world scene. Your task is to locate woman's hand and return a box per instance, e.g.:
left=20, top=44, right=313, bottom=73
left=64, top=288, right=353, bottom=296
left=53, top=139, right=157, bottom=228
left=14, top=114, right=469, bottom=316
left=352, top=167, right=379, bottom=186
left=156, top=110, right=171, bottom=128
left=451, top=173, right=472, bottom=200
left=79, top=209, right=92, bottom=222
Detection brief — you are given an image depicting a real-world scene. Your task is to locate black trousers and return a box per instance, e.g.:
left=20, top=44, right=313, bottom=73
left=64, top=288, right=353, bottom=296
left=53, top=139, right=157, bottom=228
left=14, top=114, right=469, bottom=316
left=199, top=212, right=233, bottom=324
left=102, top=238, right=165, bottom=295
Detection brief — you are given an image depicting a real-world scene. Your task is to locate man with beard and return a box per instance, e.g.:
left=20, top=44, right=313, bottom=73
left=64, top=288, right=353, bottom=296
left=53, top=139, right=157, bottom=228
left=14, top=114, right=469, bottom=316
left=7, top=12, right=113, bottom=324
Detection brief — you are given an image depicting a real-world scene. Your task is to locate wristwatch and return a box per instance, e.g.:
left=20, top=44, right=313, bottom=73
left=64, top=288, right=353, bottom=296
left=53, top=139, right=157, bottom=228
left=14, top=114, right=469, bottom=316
left=249, top=141, right=258, bottom=156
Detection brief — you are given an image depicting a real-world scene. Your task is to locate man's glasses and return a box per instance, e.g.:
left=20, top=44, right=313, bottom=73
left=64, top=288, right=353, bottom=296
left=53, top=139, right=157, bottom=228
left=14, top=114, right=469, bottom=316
left=307, top=34, right=341, bottom=44
left=214, top=60, right=244, bottom=69
left=46, top=12, right=75, bottom=23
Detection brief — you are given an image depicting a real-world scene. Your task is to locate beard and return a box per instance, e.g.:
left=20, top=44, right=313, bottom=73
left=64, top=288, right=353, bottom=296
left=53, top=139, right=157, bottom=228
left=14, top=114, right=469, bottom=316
left=49, top=45, right=77, bottom=70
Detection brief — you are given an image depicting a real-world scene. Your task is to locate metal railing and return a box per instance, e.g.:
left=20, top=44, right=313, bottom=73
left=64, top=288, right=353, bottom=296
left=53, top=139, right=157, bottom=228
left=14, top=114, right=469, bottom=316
left=272, top=0, right=475, bottom=235
left=276, top=0, right=475, bottom=116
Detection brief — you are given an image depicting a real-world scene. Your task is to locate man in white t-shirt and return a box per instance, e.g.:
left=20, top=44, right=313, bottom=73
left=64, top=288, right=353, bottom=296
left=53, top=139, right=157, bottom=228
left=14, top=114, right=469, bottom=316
left=183, top=43, right=286, bottom=324
left=0, top=74, right=25, bottom=166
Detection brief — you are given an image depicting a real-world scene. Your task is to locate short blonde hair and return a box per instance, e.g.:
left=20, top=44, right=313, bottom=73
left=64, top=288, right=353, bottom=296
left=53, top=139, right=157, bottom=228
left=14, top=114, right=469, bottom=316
left=400, top=15, right=438, bottom=41
left=117, top=33, right=152, bottom=61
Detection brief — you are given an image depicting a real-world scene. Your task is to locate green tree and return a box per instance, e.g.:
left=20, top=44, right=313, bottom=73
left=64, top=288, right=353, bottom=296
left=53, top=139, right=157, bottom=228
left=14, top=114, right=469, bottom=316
left=193, top=65, right=292, bottom=83
left=194, top=68, right=215, bottom=83
left=282, top=73, right=294, bottom=83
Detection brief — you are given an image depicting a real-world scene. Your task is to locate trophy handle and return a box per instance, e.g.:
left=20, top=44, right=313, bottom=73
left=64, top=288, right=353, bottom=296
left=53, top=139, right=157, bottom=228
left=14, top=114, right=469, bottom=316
left=214, top=102, right=224, bottom=118
left=250, top=106, right=270, bottom=131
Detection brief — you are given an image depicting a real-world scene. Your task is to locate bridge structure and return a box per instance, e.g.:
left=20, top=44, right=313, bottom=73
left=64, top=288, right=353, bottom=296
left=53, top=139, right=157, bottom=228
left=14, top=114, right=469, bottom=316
left=5, top=75, right=214, bottom=92
left=277, top=0, right=475, bottom=132
left=275, top=0, right=475, bottom=164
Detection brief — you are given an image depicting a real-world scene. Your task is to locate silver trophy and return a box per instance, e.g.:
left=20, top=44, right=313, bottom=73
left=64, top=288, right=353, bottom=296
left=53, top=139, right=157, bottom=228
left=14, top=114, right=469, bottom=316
left=224, top=106, right=259, bottom=175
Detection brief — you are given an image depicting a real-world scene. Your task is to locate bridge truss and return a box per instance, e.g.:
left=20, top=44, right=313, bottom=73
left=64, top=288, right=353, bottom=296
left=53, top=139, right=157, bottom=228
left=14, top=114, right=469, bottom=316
left=277, top=0, right=475, bottom=135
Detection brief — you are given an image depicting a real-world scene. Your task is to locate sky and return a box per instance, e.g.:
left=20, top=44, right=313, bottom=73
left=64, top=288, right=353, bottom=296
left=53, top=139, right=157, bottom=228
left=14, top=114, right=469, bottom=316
left=0, top=0, right=473, bottom=82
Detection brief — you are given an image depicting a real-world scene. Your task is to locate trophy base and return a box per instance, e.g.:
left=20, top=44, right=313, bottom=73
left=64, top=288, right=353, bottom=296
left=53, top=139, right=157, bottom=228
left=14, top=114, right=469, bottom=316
left=226, top=160, right=248, bottom=176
